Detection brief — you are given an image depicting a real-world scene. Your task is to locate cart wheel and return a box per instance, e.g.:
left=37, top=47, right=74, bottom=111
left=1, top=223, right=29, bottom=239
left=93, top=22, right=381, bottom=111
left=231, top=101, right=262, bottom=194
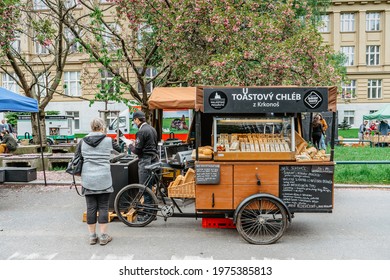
left=236, top=196, right=288, bottom=245
left=114, top=184, right=158, bottom=227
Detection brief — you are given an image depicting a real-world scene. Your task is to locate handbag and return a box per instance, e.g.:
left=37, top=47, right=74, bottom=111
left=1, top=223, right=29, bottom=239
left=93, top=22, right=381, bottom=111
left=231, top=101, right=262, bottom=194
left=66, top=140, right=83, bottom=176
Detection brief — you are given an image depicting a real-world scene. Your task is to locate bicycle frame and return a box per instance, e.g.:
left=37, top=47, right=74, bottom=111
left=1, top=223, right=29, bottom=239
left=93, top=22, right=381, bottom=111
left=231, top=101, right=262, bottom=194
left=141, top=165, right=231, bottom=219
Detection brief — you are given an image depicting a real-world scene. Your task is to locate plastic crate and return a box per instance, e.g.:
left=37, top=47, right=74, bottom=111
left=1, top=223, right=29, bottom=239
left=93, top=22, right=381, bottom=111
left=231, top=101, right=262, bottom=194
left=202, top=218, right=236, bottom=229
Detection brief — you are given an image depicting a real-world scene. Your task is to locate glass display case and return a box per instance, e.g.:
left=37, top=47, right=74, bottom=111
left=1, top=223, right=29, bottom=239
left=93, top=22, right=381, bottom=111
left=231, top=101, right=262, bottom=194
left=212, top=117, right=296, bottom=161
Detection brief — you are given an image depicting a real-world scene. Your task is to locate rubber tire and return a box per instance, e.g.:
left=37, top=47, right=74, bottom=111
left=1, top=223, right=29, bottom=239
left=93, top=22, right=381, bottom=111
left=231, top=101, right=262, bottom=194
left=114, top=184, right=158, bottom=227
left=236, top=196, right=288, bottom=245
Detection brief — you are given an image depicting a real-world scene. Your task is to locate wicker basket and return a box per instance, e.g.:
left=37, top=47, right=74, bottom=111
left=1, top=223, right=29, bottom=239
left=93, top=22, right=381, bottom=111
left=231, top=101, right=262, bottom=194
left=168, top=180, right=195, bottom=198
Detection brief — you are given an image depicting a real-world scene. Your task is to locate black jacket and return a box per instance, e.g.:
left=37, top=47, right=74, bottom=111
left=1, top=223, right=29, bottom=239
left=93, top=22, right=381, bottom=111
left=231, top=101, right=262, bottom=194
left=1, top=134, right=17, bottom=151
left=129, top=123, right=158, bottom=158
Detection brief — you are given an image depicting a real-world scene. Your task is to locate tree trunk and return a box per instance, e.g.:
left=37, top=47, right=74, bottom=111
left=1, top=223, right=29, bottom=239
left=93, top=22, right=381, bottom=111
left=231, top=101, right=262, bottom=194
left=142, top=103, right=151, bottom=124
left=31, top=111, right=47, bottom=145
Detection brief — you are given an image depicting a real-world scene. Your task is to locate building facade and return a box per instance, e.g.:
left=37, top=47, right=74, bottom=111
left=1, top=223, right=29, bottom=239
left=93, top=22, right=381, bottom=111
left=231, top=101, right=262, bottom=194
left=0, top=0, right=136, bottom=136
left=1, top=0, right=390, bottom=133
left=321, top=0, right=390, bottom=127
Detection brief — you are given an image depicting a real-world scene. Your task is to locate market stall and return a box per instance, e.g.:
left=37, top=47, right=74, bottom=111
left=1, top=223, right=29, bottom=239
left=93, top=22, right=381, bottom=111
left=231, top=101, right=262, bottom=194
left=115, top=86, right=338, bottom=245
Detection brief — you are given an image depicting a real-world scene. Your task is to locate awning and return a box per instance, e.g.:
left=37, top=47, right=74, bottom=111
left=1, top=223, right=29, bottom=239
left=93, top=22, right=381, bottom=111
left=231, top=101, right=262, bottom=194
left=148, top=87, right=204, bottom=112
left=363, top=104, right=390, bottom=120
left=0, top=87, right=39, bottom=112
left=148, top=86, right=338, bottom=113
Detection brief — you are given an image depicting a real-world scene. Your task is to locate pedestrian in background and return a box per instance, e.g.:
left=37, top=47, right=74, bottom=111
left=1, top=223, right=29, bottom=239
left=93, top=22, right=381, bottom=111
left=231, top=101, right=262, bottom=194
left=368, top=121, right=377, bottom=134
left=0, top=119, right=9, bottom=132
left=311, top=115, right=323, bottom=150
left=378, top=120, right=390, bottom=136
left=0, top=130, right=17, bottom=153
left=315, top=113, right=328, bottom=150
left=81, top=117, right=121, bottom=245
left=358, top=120, right=368, bottom=145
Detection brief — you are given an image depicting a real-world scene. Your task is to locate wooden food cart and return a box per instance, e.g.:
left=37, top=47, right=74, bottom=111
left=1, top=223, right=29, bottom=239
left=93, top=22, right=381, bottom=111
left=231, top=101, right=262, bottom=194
left=115, top=86, right=338, bottom=245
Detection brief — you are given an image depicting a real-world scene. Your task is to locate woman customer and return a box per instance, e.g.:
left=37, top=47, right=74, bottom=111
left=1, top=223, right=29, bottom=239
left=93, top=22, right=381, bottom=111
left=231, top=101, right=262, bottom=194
left=315, top=113, right=328, bottom=150
left=311, top=115, right=323, bottom=150
left=81, top=117, right=121, bottom=245
left=0, top=130, right=18, bottom=153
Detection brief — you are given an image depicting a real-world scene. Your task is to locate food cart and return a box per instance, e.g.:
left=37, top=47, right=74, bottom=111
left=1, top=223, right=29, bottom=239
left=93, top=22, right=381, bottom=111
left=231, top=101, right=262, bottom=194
left=115, top=86, right=338, bottom=245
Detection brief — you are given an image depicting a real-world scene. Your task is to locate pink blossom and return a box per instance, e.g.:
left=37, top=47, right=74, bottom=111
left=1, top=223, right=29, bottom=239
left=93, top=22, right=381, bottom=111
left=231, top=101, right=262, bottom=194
left=43, top=38, right=52, bottom=46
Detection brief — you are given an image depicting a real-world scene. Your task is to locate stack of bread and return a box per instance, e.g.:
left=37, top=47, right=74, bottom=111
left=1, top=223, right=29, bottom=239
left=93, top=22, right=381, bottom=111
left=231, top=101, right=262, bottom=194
left=216, top=133, right=290, bottom=153
left=295, top=146, right=329, bottom=161
left=191, top=146, right=213, bottom=160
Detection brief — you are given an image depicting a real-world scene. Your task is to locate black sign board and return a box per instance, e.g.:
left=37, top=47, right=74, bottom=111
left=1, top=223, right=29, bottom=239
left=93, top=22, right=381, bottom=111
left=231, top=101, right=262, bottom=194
left=204, top=87, right=329, bottom=114
left=279, top=165, right=334, bottom=212
left=195, top=164, right=220, bottom=185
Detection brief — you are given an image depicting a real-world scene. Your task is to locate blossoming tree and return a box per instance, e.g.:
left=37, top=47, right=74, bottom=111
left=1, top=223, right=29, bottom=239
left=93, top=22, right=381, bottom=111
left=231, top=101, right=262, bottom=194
left=0, top=0, right=83, bottom=143
left=54, top=0, right=344, bottom=118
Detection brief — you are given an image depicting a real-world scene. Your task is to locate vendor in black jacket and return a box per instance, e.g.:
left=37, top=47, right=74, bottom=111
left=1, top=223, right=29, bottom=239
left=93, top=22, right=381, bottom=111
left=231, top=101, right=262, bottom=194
left=128, top=110, right=159, bottom=216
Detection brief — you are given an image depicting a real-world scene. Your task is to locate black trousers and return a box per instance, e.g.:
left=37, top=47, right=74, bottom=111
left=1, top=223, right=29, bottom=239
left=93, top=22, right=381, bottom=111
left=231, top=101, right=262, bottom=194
left=138, top=155, right=159, bottom=206
left=85, top=193, right=110, bottom=224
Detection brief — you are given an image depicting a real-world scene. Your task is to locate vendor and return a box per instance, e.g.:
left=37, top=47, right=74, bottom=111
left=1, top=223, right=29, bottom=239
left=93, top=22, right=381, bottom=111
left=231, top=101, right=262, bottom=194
left=378, top=120, right=390, bottom=136
left=0, top=130, right=18, bottom=153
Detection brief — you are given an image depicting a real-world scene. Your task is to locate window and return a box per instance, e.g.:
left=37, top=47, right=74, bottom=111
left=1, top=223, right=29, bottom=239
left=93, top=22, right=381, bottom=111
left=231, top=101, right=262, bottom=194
left=366, top=12, right=380, bottom=31
left=366, top=45, right=380, bottom=65
left=340, top=13, right=355, bottom=32
left=35, top=73, right=49, bottom=97
left=35, top=42, right=50, bottom=54
left=107, top=111, right=119, bottom=128
left=66, top=111, right=80, bottom=130
left=33, top=0, right=48, bottom=10
left=343, top=110, right=355, bottom=126
left=137, top=23, right=153, bottom=48
left=367, top=79, right=382, bottom=99
left=137, top=68, right=157, bottom=94
left=64, top=0, right=79, bottom=8
left=341, top=80, right=356, bottom=99
left=102, top=23, right=121, bottom=51
left=109, top=115, right=126, bottom=131
left=65, top=28, right=80, bottom=53
left=318, top=14, right=330, bottom=32
left=340, top=46, right=354, bottom=66
left=101, top=70, right=118, bottom=95
left=2, top=73, right=18, bottom=92
left=64, top=71, right=81, bottom=96
left=10, top=31, right=21, bottom=53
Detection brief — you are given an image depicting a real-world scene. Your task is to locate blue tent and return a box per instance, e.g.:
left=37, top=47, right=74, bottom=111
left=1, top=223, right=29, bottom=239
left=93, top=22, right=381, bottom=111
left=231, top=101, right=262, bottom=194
left=0, top=87, right=38, bottom=112
left=0, top=87, right=47, bottom=184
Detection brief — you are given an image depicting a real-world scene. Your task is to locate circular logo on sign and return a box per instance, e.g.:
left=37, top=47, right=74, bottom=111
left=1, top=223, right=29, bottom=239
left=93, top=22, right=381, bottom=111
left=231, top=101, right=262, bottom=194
left=303, top=90, right=323, bottom=109
left=209, top=91, right=228, bottom=110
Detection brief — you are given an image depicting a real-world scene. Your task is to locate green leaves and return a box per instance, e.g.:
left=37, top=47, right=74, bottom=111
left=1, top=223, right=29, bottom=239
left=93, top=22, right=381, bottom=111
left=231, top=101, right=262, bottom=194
left=32, top=19, right=56, bottom=45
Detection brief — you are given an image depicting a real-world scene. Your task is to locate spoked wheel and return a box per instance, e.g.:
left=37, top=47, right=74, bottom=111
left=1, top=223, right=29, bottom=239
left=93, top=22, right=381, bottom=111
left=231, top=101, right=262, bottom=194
left=114, top=184, right=158, bottom=227
left=236, top=196, right=288, bottom=245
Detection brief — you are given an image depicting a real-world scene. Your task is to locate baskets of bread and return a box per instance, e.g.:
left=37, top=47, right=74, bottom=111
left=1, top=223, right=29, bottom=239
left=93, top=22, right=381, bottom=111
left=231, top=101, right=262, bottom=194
left=168, top=168, right=195, bottom=198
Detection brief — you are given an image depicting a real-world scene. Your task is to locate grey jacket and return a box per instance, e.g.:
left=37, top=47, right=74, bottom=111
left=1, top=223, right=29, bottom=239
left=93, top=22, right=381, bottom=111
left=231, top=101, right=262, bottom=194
left=81, top=132, right=119, bottom=191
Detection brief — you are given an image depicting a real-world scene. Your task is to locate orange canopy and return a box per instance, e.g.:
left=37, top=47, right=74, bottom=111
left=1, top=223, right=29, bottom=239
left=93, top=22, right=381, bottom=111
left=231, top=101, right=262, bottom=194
left=148, top=87, right=204, bottom=112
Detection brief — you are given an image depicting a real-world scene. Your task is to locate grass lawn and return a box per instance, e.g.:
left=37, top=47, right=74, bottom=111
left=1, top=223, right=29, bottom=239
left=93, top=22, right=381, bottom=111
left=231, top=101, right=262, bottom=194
left=337, top=128, right=358, bottom=138
left=334, top=145, right=390, bottom=184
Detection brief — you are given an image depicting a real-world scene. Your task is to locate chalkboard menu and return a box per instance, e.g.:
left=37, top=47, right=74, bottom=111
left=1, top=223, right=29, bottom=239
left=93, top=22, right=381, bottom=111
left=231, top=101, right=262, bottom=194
left=195, top=164, right=220, bottom=185
left=279, top=165, right=334, bottom=212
